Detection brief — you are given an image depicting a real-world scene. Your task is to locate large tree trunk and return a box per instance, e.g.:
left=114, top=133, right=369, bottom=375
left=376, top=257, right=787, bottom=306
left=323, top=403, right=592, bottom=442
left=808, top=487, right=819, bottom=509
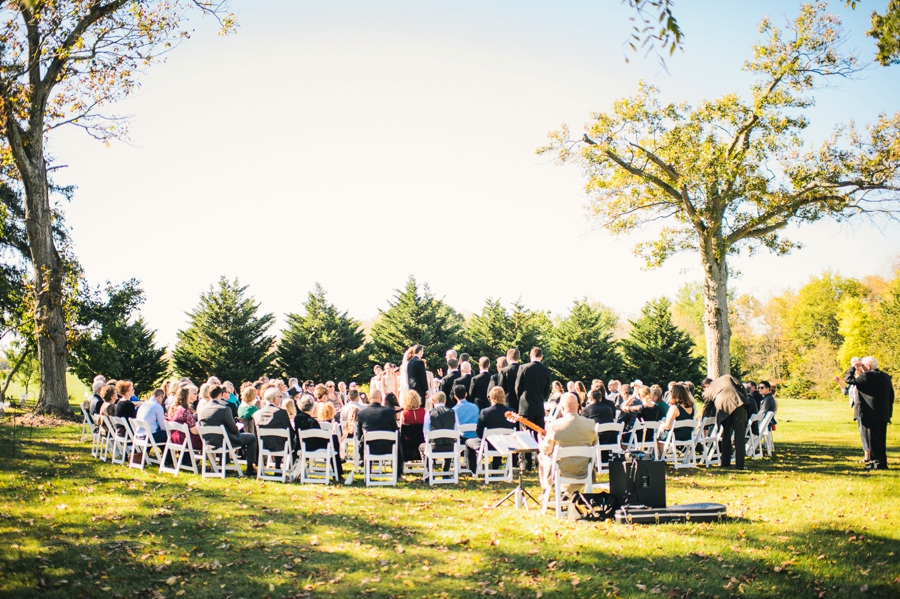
left=15, top=138, right=71, bottom=417
left=699, top=236, right=731, bottom=379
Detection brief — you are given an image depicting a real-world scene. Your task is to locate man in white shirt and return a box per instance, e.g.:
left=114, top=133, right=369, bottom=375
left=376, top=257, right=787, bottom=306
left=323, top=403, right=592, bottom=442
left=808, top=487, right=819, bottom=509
left=136, top=389, right=168, bottom=444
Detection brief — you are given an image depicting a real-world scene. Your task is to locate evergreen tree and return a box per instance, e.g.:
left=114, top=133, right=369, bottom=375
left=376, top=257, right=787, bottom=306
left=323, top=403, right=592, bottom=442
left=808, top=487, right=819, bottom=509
left=368, top=277, right=463, bottom=371
left=619, top=297, right=703, bottom=385
left=275, top=284, right=368, bottom=383
left=172, top=277, right=275, bottom=384
left=464, top=299, right=553, bottom=362
left=69, top=280, right=168, bottom=394
left=549, top=300, right=621, bottom=382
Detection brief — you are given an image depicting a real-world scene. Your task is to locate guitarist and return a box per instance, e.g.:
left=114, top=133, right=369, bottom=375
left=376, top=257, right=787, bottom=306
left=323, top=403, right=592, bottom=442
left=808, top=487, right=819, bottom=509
left=515, top=347, right=552, bottom=471
left=538, top=393, right=598, bottom=493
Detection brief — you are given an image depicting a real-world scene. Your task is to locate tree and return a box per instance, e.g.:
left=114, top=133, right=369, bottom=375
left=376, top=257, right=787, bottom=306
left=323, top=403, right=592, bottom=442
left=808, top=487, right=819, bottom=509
left=539, top=4, right=900, bottom=379
left=0, top=1, right=234, bottom=417
left=3, top=338, right=39, bottom=401
left=548, top=300, right=621, bottom=383
left=275, top=283, right=368, bottom=384
left=871, top=273, right=900, bottom=391
left=864, top=0, right=900, bottom=65
left=172, top=277, right=274, bottom=385
left=463, top=299, right=552, bottom=362
left=619, top=297, right=703, bottom=386
left=368, top=277, right=463, bottom=372
left=788, top=272, right=865, bottom=352
left=68, top=280, right=168, bottom=395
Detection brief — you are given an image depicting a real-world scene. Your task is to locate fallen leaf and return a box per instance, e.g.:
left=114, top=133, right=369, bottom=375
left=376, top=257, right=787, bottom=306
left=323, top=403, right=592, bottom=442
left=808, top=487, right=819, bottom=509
left=165, top=577, right=177, bottom=586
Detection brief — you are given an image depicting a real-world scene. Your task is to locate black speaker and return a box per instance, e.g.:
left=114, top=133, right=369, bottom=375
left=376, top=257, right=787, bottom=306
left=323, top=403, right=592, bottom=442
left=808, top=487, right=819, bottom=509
left=609, top=457, right=666, bottom=508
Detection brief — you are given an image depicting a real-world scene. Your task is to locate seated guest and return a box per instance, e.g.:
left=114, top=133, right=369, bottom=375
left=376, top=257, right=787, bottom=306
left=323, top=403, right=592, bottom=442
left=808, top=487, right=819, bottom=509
left=341, top=389, right=364, bottom=424
left=89, top=380, right=105, bottom=415
left=222, top=381, right=240, bottom=418
left=657, top=384, right=696, bottom=454
left=538, top=393, right=598, bottom=492
left=294, top=396, right=324, bottom=451
left=400, top=390, right=426, bottom=470
left=355, top=389, right=401, bottom=472
left=255, top=387, right=294, bottom=469
left=238, top=387, right=259, bottom=420
left=582, top=389, right=614, bottom=427
left=135, top=387, right=168, bottom=445
left=546, top=380, right=565, bottom=417
left=114, top=380, right=139, bottom=436
left=758, top=381, right=777, bottom=429
left=167, top=386, right=202, bottom=450
left=313, top=384, right=328, bottom=406
left=98, top=384, right=119, bottom=436
left=421, top=391, right=458, bottom=471
left=383, top=392, right=402, bottom=421
left=465, top=386, right=516, bottom=471
left=197, top=385, right=258, bottom=476
left=452, top=385, right=479, bottom=443
left=652, top=385, right=669, bottom=421
left=194, top=383, right=212, bottom=413
left=606, top=380, right=621, bottom=405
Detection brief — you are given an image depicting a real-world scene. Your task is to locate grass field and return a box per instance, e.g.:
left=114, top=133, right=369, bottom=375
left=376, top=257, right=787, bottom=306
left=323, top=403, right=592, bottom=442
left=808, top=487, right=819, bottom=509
left=0, top=399, right=897, bottom=599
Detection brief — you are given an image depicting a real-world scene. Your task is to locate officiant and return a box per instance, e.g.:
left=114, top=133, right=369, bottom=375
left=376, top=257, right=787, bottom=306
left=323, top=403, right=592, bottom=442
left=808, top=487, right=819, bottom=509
left=465, top=386, right=517, bottom=471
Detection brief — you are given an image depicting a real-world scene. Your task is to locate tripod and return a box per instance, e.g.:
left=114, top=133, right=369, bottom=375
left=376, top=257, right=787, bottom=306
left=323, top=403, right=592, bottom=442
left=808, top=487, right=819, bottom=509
left=493, top=448, right=540, bottom=509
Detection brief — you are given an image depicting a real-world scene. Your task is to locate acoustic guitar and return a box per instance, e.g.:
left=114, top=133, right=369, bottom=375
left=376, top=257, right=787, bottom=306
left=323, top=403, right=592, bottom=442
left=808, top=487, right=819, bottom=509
left=504, top=411, right=546, bottom=437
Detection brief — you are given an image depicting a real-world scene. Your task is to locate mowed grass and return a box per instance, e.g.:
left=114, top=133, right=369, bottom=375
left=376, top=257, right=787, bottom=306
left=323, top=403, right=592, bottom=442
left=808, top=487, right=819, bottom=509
left=0, top=399, right=898, bottom=599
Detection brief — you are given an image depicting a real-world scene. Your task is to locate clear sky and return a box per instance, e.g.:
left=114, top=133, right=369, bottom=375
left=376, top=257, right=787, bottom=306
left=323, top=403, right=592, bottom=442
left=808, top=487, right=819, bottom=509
left=50, top=0, right=900, bottom=347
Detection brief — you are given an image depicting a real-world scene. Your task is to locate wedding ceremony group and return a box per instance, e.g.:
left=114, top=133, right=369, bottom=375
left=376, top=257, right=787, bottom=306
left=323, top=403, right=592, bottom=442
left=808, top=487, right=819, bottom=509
left=1, top=0, right=899, bottom=598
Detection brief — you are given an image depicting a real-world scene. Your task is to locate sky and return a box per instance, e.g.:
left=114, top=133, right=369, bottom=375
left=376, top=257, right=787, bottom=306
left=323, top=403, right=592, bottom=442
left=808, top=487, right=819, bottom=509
left=48, top=0, right=900, bottom=347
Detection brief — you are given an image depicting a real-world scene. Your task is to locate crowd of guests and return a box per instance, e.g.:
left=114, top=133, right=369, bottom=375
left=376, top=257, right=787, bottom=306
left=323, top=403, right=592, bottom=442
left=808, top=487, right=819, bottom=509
left=84, top=342, right=787, bottom=484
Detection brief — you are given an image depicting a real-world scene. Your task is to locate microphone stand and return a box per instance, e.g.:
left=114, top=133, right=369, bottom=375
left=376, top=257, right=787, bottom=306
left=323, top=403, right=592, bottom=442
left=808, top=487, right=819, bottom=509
left=493, top=448, right=540, bottom=509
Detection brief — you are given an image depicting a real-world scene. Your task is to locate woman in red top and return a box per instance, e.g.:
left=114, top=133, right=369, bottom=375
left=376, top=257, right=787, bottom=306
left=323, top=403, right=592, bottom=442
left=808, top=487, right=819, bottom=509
left=167, top=387, right=202, bottom=450
left=399, top=390, right=426, bottom=466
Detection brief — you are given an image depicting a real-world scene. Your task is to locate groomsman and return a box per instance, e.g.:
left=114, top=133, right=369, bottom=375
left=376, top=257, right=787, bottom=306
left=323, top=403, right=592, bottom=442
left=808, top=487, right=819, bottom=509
left=440, top=358, right=461, bottom=407
left=497, top=349, right=521, bottom=413
left=407, top=345, right=429, bottom=400
left=455, top=362, right=474, bottom=404
left=515, top=347, right=552, bottom=470
left=469, top=357, right=493, bottom=411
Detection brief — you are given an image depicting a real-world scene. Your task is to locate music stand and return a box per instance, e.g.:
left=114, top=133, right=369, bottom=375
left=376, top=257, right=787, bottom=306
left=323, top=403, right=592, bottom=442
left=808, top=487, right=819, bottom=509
left=493, top=448, right=541, bottom=509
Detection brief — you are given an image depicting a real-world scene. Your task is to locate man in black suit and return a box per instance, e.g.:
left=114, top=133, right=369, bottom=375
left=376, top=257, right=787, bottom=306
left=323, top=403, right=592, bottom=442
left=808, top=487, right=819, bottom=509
left=847, top=356, right=894, bottom=470
left=255, top=388, right=293, bottom=468
left=440, top=358, right=461, bottom=404
left=469, top=357, right=493, bottom=411
left=488, top=356, right=507, bottom=393
left=515, top=347, right=552, bottom=470
left=454, top=362, right=473, bottom=404
left=497, top=349, right=521, bottom=413
left=406, top=345, right=429, bottom=401
left=197, top=385, right=257, bottom=476
left=89, top=380, right=105, bottom=416
left=356, top=390, right=402, bottom=473
left=465, top=386, right=517, bottom=471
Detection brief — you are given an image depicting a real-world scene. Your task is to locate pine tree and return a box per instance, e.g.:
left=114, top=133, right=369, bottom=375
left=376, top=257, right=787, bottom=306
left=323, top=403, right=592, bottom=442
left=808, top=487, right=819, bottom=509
left=172, top=277, right=275, bottom=384
left=275, top=283, right=368, bottom=383
left=464, top=299, right=553, bottom=362
left=549, top=299, right=621, bottom=382
left=69, top=281, right=169, bottom=394
left=368, top=277, right=463, bottom=371
left=619, top=297, right=704, bottom=385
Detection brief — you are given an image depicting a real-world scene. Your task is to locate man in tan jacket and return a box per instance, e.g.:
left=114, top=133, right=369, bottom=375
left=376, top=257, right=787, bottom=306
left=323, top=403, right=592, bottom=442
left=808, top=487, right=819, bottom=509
left=539, top=393, right=598, bottom=490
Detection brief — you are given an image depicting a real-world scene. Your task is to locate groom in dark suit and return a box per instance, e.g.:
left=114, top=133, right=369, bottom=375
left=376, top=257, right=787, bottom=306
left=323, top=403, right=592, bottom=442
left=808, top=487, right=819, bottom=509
left=407, top=345, right=429, bottom=400
left=497, top=349, right=521, bottom=414
left=515, top=347, right=552, bottom=470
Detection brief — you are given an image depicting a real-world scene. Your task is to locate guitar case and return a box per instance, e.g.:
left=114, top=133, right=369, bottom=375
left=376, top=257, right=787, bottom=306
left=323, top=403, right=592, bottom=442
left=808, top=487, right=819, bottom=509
left=614, top=502, right=727, bottom=524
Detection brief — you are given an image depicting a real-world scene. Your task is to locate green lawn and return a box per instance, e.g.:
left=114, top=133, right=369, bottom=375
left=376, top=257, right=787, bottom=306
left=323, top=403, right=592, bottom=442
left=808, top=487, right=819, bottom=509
left=0, top=399, right=897, bottom=599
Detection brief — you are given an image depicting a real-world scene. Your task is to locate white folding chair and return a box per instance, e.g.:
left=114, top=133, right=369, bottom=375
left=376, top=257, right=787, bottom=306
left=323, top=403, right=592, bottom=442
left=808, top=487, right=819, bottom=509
left=626, top=420, right=660, bottom=458
left=199, top=425, right=245, bottom=478
left=422, top=430, right=460, bottom=485
left=294, top=429, right=337, bottom=484
left=80, top=406, right=96, bottom=442
left=129, top=418, right=164, bottom=470
left=96, top=415, right=114, bottom=461
left=475, top=428, right=514, bottom=483
left=90, top=413, right=105, bottom=458
left=363, top=430, right=399, bottom=487
left=698, top=417, right=723, bottom=467
left=159, top=421, right=199, bottom=476
left=340, top=421, right=356, bottom=461
left=542, top=445, right=595, bottom=519
left=257, top=428, right=293, bottom=483
left=458, top=424, right=477, bottom=474
left=759, top=412, right=775, bottom=457
left=660, top=420, right=699, bottom=469
left=745, top=412, right=764, bottom=458
left=594, top=422, right=625, bottom=476
left=108, top=416, right=133, bottom=466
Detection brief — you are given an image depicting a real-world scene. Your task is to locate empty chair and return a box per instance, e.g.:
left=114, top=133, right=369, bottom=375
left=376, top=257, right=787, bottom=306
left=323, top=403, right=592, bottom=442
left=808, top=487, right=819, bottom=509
left=80, top=406, right=96, bottom=442
left=256, top=428, right=293, bottom=483
left=745, top=411, right=764, bottom=458
left=422, top=429, right=460, bottom=485
left=159, top=420, right=199, bottom=476
left=758, top=411, right=775, bottom=457
left=295, top=429, right=337, bottom=484
left=474, top=428, right=514, bottom=483
left=698, top=417, right=723, bottom=467
left=458, top=423, right=477, bottom=474
left=363, top=430, right=399, bottom=487
left=594, top=422, right=625, bottom=476
left=542, top=445, right=595, bottom=519
left=198, top=424, right=245, bottom=478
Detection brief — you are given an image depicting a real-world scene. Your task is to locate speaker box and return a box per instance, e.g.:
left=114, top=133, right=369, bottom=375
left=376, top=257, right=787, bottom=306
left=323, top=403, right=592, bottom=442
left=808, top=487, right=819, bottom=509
left=609, top=458, right=666, bottom=508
